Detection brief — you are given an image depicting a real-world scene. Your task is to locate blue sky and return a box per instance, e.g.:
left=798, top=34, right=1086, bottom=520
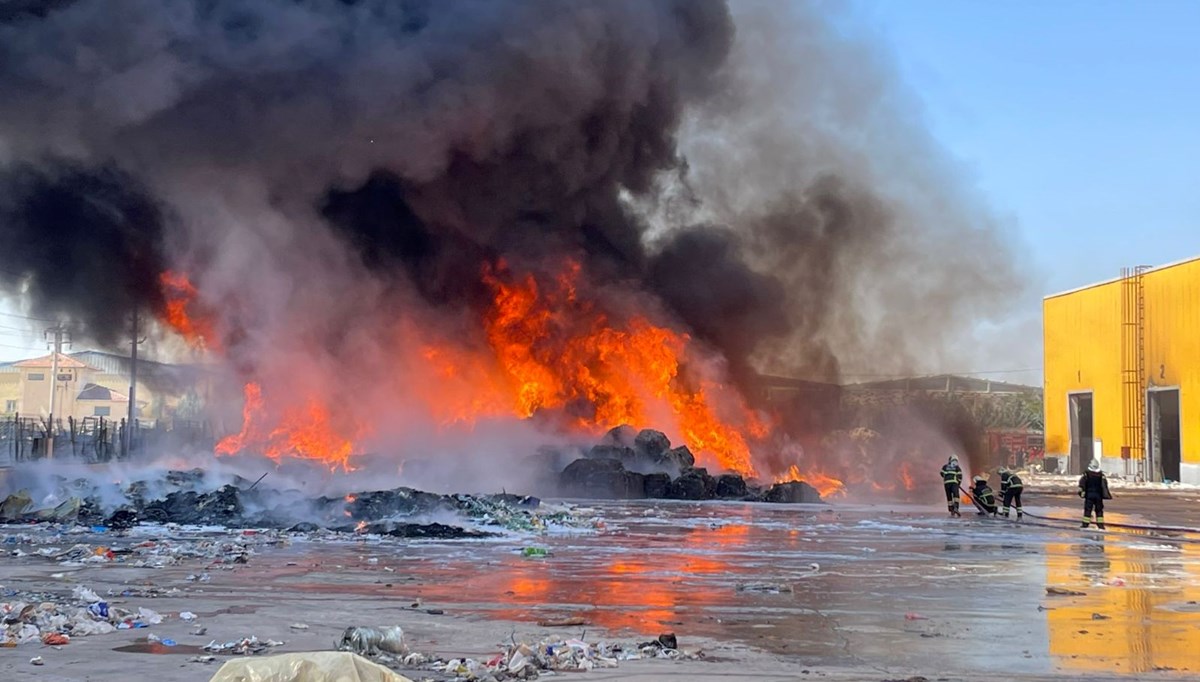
left=860, top=0, right=1200, bottom=295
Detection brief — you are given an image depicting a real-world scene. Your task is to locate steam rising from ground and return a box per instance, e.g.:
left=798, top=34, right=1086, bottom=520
left=0, top=0, right=1031, bottom=483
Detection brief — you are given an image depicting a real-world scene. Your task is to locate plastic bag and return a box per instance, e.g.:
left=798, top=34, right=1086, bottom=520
left=209, top=651, right=414, bottom=682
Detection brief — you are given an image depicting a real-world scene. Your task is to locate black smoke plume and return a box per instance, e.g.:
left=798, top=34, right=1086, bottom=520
left=0, top=161, right=168, bottom=345
left=0, top=0, right=1032, bottom=481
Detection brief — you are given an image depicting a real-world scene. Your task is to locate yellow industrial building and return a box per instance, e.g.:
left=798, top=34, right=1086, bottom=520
left=1044, top=256, right=1200, bottom=483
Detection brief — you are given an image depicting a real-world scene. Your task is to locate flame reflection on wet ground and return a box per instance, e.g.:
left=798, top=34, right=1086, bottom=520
left=235, top=497, right=1200, bottom=675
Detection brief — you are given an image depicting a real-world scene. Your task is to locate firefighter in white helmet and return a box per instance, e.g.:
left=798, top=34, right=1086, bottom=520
left=940, top=455, right=963, bottom=517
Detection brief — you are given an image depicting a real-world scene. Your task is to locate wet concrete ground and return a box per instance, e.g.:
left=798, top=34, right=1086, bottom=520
left=3, top=489, right=1200, bottom=679
left=228, top=490, right=1200, bottom=676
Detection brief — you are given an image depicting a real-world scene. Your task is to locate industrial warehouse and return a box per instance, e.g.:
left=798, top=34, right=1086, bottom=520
left=1044, top=256, right=1200, bottom=484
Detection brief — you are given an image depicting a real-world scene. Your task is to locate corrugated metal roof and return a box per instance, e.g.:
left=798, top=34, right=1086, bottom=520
left=77, top=383, right=129, bottom=402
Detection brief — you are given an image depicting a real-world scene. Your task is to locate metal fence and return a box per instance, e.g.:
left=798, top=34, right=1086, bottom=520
left=0, top=414, right=215, bottom=466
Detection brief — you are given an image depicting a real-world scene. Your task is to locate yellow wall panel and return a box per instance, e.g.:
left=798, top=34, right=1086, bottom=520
left=1044, top=257, right=1200, bottom=477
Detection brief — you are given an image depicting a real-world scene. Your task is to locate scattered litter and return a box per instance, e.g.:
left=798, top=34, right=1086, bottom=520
left=339, top=626, right=407, bottom=655
left=371, top=633, right=704, bottom=679
left=1046, top=587, right=1086, bottom=596
left=180, top=611, right=197, bottom=622
left=904, top=612, right=928, bottom=621
left=30, top=655, right=43, bottom=666
left=522, top=547, right=549, bottom=558
left=189, top=655, right=217, bottom=664
left=204, top=636, right=285, bottom=656
left=289, top=622, right=310, bottom=630
left=1092, top=613, right=1111, bottom=620
left=162, top=638, right=178, bottom=647
left=72, top=586, right=101, bottom=603
left=1108, top=577, right=1126, bottom=587
left=2, top=586, right=165, bottom=646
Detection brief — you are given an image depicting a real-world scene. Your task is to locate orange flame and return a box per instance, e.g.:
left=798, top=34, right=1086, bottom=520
left=476, top=260, right=762, bottom=476
left=215, top=382, right=361, bottom=471
left=210, top=260, right=778, bottom=475
left=775, top=464, right=846, bottom=498
left=159, top=271, right=219, bottom=351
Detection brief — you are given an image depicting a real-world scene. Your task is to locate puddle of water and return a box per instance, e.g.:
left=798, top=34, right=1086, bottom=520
left=113, top=641, right=206, bottom=655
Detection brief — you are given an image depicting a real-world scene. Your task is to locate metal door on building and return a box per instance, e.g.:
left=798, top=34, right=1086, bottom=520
left=1069, top=392, right=1094, bottom=475
left=1148, top=388, right=1181, bottom=482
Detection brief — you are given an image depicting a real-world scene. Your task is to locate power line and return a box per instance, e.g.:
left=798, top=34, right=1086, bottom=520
left=0, top=310, right=54, bottom=323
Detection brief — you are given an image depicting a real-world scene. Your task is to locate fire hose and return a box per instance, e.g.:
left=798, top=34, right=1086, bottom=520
left=955, top=485, right=1200, bottom=537
left=956, top=486, right=1200, bottom=538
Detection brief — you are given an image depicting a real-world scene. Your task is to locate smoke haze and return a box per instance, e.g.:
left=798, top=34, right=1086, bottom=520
left=0, top=0, right=1033, bottom=482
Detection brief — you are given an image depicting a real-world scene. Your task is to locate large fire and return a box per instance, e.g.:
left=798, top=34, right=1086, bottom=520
left=475, top=260, right=765, bottom=476
left=159, top=260, right=872, bottom=491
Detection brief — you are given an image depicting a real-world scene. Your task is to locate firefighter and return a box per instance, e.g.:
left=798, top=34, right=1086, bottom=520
left=940, top=455, right=963, bottom=517
left=998, top=467, right=1024, bottom=519
left=971, top=474, right=998, bottom=516
left=1078, top=460, right=1112, bottom=529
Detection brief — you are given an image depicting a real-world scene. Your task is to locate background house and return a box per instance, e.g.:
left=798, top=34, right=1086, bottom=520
left=0, top=350, right=207, bottom=422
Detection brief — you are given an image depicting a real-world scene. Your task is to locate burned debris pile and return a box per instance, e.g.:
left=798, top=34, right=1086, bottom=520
left=0, top=470, right=559, bottom=537
left=0, top=428, right=824, bottom=535
left=556, top=427, right=824, bottom=504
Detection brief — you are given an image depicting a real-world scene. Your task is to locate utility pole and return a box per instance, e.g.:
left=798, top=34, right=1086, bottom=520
left=126, top=307, right=140, bottom=456
left=44, top=324, right=70, bottom=460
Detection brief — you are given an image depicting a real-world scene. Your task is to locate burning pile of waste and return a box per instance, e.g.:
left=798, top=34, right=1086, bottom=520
left=0, top=454, right=820, bottom=537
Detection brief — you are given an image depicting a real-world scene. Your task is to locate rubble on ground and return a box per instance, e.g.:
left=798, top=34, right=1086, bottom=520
left=354, top=630, right=702, bottom=681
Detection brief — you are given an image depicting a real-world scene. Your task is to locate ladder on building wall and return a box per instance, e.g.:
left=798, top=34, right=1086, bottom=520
left=1120, top=266, right=1149, bottom=480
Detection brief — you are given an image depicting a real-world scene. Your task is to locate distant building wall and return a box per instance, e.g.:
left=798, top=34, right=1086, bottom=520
left=1044, top=257, right=1200, bottom=483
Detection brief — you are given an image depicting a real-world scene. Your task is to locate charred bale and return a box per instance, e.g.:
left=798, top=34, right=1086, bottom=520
left=667, top=467, right=716, bottom=500
left=634, top=429, right=671, bottom=458
left=586, top=444, right=636, bottom=462
left=600, top=424, right=638, bottom=447
left=764, top=481, right=824, bottom=504
left=663, top=445, right=695, bottom=470
left=715, top=474, right=749, bottom=499
left=643, top=472, right=671, bottom=498
left=560, top=458, right=645, bottom=499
